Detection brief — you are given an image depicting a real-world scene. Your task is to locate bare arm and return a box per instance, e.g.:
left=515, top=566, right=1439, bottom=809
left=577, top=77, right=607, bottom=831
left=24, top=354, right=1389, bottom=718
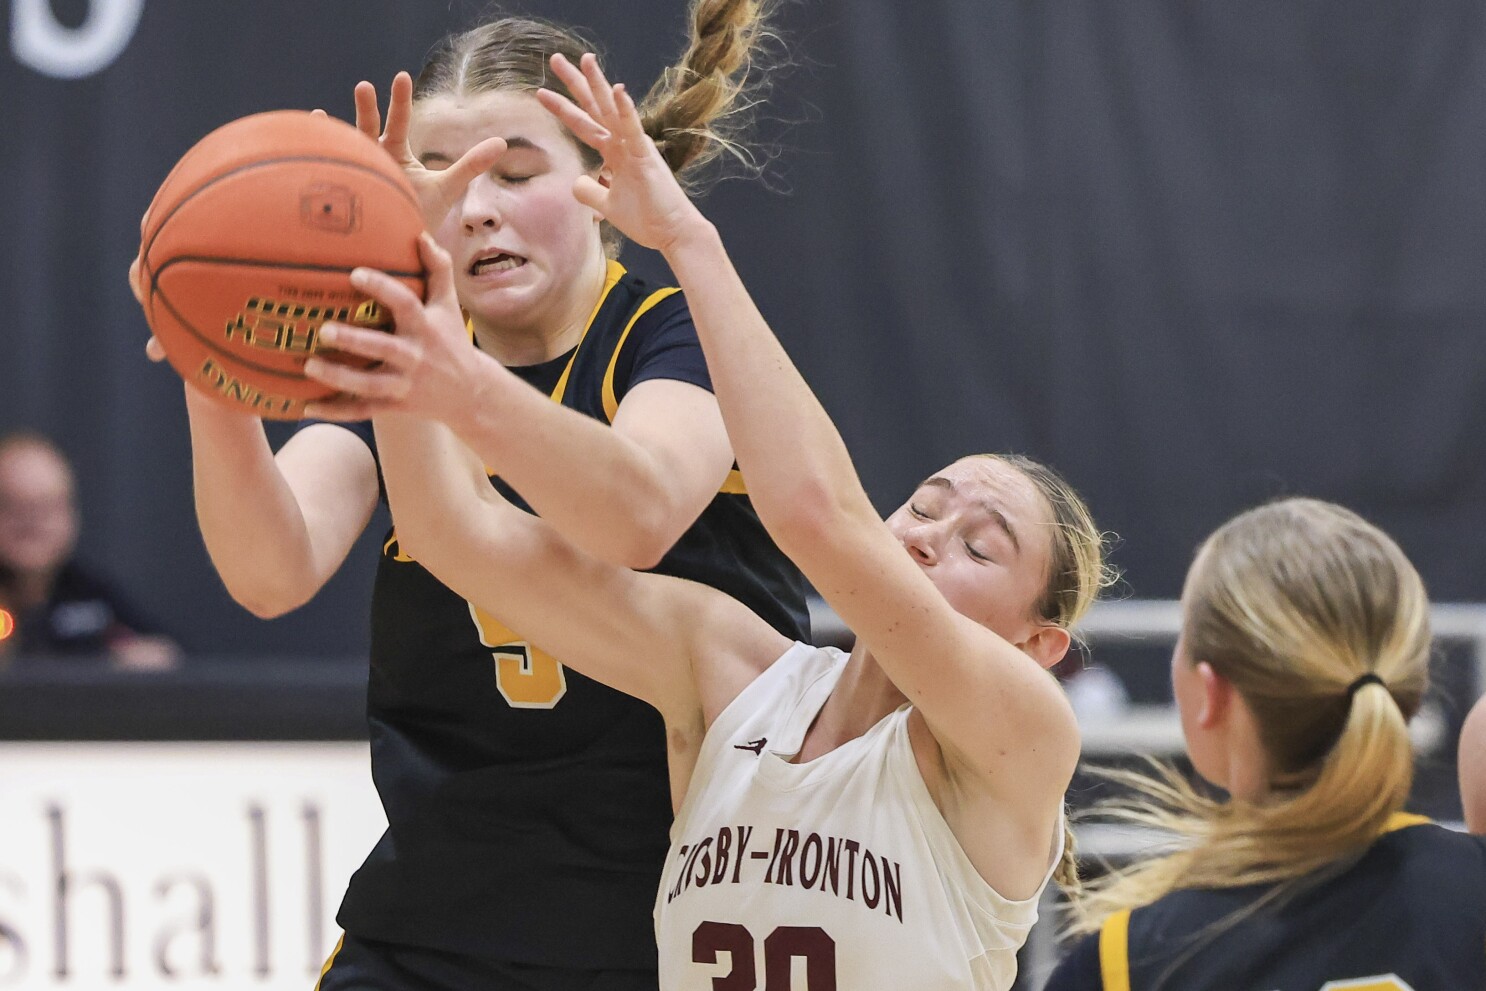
left=182, top=385, right=378, bottom=618
left=538, top=56, right=1079, bottom=814
left=1462, top=693, right=1486, bottom=834
left=304, top=293, right=733, bottom=570
left=373, top=406, right=784, bottom=726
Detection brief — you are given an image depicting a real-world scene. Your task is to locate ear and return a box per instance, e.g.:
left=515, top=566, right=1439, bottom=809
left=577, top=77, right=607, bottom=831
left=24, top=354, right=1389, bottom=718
left=1019, top=624, right=1072, bottom=671
left=1194, top=661, right=1233, bottom=730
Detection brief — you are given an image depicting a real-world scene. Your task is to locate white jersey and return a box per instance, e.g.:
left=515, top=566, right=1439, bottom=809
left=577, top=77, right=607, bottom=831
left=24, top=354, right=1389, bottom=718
left=655, top=642, right=1061, bottom=990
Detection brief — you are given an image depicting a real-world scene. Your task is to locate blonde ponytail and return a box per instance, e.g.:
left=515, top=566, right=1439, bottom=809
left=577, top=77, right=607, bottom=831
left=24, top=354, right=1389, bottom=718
left=1065, top=499, right=1430, bottom=936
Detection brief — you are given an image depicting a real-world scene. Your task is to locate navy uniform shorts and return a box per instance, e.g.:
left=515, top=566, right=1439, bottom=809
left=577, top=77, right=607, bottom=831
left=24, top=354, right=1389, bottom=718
left=317, top=933, right=658, bottom=991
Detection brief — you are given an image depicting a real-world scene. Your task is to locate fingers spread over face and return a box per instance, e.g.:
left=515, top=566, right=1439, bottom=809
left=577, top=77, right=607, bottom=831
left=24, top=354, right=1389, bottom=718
left=442, top=136, right=508, bottom=197
left=353, top=80, right=381, bottom=139
left=536, top=88, right=610, bottom=153
left=382, top=71, right=414, bottom=149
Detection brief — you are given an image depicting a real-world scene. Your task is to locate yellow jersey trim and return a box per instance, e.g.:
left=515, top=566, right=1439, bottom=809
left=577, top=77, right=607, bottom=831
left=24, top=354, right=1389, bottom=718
left=313, top=933, right=345, bottom=990
left=1099, top=907, right=1133, bottom=991
left=555, top=259, right=627, bottom=405
left=594, top=283, right=753, bottom=498
left=600, top=286, right=683, bottom=421
left=1382, top=811, right=1431, bottom=833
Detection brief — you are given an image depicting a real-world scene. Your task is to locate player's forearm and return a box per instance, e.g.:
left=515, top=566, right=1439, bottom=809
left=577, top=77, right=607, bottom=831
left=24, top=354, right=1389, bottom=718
left=184, top=388, right=327, bottom=616
left=448, top=368, right=690, bottom=568
left=376, top=413, right=695, bottom=714
left=660, top=220, right=878, bottom=546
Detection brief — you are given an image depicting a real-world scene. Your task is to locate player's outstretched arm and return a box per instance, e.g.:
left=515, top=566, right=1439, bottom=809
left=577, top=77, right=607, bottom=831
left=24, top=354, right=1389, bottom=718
left=304, top=298, right=733, bottom=571
left=129, top=260, right=377, bottom=620
left=538, top=54, right=1078, bottom=814
left=333, top=236, right=788, bottom=728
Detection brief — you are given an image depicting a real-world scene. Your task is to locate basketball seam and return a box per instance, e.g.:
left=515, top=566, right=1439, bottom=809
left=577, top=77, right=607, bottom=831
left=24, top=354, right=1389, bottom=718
left=141, top=155, right=421, bottom=274
left=154, top=256, right=423, bottom=280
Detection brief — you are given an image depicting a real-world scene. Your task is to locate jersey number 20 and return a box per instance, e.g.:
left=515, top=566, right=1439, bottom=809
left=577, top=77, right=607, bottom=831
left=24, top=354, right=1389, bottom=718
left=693, top=921, right=836, bottom=990
left=467, top=602, right=567, bottom=708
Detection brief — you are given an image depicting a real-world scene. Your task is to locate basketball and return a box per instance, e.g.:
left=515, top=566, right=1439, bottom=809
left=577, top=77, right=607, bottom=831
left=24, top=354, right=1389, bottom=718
left=136, top=110, right=425, bottom=419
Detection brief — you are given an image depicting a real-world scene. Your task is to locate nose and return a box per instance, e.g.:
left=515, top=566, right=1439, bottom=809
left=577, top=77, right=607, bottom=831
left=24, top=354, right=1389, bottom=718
left=459, top=174, right=503, bottom=232
left=901, top=523, right=938, bottom=566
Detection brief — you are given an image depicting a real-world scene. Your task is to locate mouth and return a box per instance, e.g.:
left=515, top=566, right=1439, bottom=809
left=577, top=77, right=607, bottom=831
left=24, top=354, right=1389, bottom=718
left=468, top=251, right=527, bottom=277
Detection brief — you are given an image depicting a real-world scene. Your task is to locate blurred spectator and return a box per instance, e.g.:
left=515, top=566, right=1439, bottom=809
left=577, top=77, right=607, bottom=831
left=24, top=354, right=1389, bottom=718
left=0, top=432, right=180, bottom=670
left=1463, top=692, right=1486, bottom=833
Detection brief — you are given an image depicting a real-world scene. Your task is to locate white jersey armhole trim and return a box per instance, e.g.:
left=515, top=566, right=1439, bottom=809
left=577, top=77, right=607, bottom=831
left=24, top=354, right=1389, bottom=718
left=888, top=707, right=1065, bottom=921
left=669, top=641, right=838, bottom=841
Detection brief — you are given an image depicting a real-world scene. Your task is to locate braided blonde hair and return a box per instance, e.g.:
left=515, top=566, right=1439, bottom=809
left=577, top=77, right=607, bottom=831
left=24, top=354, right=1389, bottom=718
left=414, top=0, right=777, bottom=255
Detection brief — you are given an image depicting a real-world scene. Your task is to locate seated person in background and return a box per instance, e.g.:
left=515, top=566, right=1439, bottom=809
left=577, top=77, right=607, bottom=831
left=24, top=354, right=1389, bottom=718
left=0, top=432, right=180, bottom=670
left=1463, top=692, right=1486, bottom=833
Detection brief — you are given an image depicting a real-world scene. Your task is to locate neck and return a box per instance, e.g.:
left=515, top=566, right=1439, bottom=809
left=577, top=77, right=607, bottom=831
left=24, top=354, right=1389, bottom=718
left=834, top=642, right=911, bottom=727
left=471, top=253, right=610, bottom=367
left=1221, top=697, right=1273, bottom=801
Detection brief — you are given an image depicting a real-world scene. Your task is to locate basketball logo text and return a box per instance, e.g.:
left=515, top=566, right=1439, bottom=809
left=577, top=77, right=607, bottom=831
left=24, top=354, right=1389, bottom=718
left=197, top=358, right=296, bottom=417
left=224, top=298, right=389, bottom=355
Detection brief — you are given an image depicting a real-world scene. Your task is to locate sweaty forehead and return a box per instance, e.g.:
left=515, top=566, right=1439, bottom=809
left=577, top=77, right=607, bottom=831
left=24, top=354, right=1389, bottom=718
left=939, top=458, right=1047, bottom=516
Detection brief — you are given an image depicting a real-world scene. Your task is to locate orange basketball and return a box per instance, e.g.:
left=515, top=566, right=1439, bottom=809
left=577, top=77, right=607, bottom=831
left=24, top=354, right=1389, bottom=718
left=137, top=110, right=425, bottom=419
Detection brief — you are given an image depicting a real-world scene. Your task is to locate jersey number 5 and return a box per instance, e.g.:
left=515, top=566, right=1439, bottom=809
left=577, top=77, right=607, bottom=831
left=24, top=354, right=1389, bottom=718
left=693, top=921, right=836, bottom=990
left=467, top=602, right=567, bottom=709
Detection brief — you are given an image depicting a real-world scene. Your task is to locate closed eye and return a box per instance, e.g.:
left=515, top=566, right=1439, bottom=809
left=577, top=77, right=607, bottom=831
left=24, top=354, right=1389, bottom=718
left=909, top=503, right=935, bottom=520
left=965, top=541, right=993, bottom=563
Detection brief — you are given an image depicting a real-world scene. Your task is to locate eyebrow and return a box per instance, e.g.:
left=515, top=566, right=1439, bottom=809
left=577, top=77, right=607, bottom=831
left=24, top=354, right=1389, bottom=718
left=918, top=475, right=1022, bottom=555
left=420, top=136, right=544, bottom=166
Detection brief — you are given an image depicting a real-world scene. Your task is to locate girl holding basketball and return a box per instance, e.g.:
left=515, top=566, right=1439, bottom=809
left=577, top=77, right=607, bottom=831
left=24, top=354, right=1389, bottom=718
left=308, top=53, right=1110, bottom=989
left=1041, top=499, right=1486, bottom=990
left=138, top=6, right=811, bottom=990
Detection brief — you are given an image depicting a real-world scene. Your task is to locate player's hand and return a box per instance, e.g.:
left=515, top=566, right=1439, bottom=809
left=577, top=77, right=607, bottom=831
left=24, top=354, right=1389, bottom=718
left=303, top=233, right=495, bottom=425
left=536, top=54, right=707, bottom=254
left=355, top=73, right=509, bottom=231
left=127, top=253, right=170, bottom=364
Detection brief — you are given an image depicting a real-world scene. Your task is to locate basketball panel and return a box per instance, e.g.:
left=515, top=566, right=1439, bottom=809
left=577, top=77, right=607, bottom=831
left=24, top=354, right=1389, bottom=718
left=145, top=159, right=423, bottom=277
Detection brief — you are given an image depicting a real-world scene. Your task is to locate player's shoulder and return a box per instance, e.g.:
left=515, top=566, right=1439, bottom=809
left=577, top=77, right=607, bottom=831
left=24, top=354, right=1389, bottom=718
left=604, top=267, right=689, bottom=330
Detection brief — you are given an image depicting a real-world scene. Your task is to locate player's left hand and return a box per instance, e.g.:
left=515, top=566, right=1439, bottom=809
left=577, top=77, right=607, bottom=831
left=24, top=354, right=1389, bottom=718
left=536, top=54, right=708, bottom=254
left=355, top=72, right=508, bottom=231
left=303, top=233, right=494, bottom=426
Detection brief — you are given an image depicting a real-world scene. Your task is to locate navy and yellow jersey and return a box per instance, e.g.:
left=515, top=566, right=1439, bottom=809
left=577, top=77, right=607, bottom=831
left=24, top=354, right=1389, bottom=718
left=311, top=260, right=810, bottom=968
left=1044, top=816, right=1486, bottom=991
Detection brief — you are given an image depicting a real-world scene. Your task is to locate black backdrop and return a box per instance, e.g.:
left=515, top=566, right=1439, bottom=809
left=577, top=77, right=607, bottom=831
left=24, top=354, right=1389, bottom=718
left=4, top=0, right=1485, bottom=658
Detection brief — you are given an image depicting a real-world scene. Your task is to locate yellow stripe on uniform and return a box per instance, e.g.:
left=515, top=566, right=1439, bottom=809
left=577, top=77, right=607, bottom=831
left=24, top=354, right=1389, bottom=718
left=475, top=260, right=627, bottom=478
left=554, top=259, right=627, bottom=405
left=1099, top=907, right=1133, bottom=991
left=600, top=286, right=683, bottom=421
left=313, top=933, right=345, bottom=990
left=1383, top=811, right=1431, bottom=833
left=720, top=469, right=748, bottom=494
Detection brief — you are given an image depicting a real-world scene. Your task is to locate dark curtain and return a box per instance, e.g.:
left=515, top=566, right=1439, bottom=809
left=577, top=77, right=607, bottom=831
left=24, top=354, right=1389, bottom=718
left=4, top=0, right=1484, bottom=656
